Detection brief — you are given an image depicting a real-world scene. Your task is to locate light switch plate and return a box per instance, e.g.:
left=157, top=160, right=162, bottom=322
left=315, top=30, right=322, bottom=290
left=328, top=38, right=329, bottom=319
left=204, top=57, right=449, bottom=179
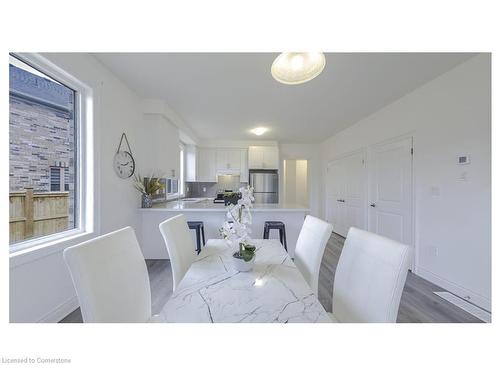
left=457, top=155, right=470, bottom=165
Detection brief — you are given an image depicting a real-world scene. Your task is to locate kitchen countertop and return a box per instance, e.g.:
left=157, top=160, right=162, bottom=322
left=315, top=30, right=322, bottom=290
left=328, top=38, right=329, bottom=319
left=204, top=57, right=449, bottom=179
left=139, top=198, right=310, bottom=212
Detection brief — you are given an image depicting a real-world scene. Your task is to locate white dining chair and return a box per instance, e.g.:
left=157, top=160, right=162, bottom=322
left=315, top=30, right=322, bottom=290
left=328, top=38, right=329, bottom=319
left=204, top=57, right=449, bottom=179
left=294, top=215, right=333, bottom=296
left=330, top=227, right=411, bottom=323
left=63, top=226, right=160, bottom=323
left=159, top=214, right=197, bottom=292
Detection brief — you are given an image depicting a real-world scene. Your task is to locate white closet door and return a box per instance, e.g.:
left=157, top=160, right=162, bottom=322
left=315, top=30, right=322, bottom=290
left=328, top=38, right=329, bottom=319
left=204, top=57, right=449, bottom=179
left=326, top=159, right=345, bottom=235
left=326, top=151, right=365, bottom=237
left=369, top=137, right=412, bottom=246
left=343, top=152, right=366, bottom=233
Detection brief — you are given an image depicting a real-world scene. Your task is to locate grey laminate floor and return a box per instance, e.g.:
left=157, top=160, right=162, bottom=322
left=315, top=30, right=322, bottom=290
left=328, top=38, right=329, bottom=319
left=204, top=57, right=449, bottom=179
left=60, top=232, right=483, bottom=323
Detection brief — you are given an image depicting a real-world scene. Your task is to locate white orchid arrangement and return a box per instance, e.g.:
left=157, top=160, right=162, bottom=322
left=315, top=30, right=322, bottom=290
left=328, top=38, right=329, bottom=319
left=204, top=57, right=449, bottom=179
left=220, top=186, right=255, bottom=249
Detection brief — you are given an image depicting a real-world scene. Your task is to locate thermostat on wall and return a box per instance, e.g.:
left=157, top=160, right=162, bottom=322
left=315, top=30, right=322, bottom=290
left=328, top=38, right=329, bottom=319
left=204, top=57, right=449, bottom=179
left=457, top=155, right=470, bottom=165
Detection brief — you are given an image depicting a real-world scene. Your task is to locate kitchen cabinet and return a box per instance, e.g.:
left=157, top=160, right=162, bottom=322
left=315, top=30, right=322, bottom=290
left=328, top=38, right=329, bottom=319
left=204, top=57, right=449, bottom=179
left=248, top=146, right=279, bottom=169
left=195, top=147, right=248, bottom=183
left=240, top=149, right=248, bottom=182
left=196, top=147, right=217, bottom=182
left=216, top=148, right=241, bottom=172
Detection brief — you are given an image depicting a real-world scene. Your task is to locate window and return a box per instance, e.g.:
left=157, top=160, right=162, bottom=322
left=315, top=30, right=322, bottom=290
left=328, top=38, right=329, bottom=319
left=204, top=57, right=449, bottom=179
left=179, top=143, right=185, bottom=196
left=9, top=54, right=78, bottom=247
left=49, top=166, right=69, bottom=192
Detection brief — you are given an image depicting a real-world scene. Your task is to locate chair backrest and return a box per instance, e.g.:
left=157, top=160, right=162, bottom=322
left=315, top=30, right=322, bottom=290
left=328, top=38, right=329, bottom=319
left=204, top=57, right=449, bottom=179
left=294, top=215, right=333, bottom=295
left=332, top=227, right=411, bottom=323
left=158, top=214, right=197, bottom=291
left=63, top=227, right=151, bottom=323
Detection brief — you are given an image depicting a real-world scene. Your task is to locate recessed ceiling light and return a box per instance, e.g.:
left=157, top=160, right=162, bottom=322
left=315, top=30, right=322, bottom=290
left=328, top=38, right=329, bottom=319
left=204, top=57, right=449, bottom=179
left=251, top=127, right=268, bottom=136
left=271, top=52, right=326, bottom=85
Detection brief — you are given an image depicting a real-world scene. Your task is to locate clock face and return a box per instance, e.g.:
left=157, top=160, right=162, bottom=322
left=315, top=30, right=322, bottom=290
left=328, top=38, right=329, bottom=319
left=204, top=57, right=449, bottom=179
left=113, top=151, right=135, bottom=179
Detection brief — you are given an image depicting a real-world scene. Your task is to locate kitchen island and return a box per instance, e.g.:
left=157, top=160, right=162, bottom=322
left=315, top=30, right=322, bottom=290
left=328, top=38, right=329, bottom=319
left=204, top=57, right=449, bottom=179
left=139, top=198, right=309, bottom=259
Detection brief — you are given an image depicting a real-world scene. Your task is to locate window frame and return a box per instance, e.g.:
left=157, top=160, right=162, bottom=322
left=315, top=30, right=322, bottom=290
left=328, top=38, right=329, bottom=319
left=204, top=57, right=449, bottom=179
left=166, top=143, right=185, bottom=200
left=179, top=143, right=185, bottom=196
left=49, top=166, right=65, bottom=192
left=9, top=53, right=95, bottom=256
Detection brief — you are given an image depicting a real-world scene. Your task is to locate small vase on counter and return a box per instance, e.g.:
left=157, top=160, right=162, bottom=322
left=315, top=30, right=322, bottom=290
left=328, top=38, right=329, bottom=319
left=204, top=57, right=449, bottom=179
left=232, top=242, right=256, bottom=272
left=133, top=173, right=165, bottom=208
left=141, top=193, right=153, bottom=208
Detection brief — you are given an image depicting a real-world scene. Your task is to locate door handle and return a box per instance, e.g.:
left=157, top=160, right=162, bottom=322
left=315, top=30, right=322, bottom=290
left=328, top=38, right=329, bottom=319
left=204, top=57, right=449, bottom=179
left=370, top=203, right=376, bottom=207
left=337, top=199, right=345, bottom=203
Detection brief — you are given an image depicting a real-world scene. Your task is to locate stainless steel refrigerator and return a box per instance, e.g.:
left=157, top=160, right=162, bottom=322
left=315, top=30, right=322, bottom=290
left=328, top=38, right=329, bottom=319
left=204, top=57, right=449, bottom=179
left=249, top=169, right=279, bottom=204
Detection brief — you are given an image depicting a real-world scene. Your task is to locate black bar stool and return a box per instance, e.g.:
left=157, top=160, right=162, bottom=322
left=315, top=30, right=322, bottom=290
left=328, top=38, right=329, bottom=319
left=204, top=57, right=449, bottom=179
left=263, top=221, right=287, bottom=251
left=187, top=221, right=206, bottom=254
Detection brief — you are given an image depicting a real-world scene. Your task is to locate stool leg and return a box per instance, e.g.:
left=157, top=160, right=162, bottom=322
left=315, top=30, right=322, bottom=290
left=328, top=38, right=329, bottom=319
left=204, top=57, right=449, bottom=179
left=201, top=226, right=206, bottom=246
left=196, top=227, right=201, bottom=254
left=282, top=226, right=287, bottom=251
left=279, top=228, right=283, bottom=245
left=263, top=226, right=268, bottom=239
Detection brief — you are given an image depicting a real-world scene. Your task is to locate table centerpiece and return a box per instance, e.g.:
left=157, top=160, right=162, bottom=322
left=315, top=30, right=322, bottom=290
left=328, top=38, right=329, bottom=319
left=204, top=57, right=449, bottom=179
left=220, top=186, right=256, bottom=271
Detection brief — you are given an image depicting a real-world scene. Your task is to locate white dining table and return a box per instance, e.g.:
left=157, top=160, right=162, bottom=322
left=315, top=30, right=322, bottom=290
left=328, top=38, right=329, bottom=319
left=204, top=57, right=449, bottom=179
left=159, top=239, right=332, bottom=323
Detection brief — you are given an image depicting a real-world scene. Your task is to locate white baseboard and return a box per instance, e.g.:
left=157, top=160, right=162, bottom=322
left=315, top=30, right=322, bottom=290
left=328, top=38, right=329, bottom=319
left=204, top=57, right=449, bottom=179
left=416, top=267, right=491, bottom=312
left=434, top=292, right=491, bottom=322
left=37, top=295, right=79, bottom=323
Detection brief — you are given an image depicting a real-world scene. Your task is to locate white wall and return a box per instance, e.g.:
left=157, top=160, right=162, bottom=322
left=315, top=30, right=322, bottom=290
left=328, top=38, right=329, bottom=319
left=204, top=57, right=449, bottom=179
left=295, top=160, right=308, bottom=207
left=320, top=54, right=491, bottom=310
left=9, top=54, right=181, bottom=322
left=280, top=144, right=321, bottom=217
left=283, top=160, right=308, bottom=207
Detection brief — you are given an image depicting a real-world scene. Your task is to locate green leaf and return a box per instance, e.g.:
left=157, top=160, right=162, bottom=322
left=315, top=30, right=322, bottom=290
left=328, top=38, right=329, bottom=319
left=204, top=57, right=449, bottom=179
left=240, top=249, right=255, bottom=262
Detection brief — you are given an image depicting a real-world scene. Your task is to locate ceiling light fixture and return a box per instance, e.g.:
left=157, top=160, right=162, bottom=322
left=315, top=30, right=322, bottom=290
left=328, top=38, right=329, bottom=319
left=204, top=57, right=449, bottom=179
left=251, top=127, right=268, bottom=136
left=271, top=52, right=326, bottom=85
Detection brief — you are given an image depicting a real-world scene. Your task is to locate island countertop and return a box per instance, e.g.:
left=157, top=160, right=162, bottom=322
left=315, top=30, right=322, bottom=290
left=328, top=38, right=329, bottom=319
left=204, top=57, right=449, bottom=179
left=139, top=198, right=310, bottom=212
left=139, top=198, right=309, bottom=259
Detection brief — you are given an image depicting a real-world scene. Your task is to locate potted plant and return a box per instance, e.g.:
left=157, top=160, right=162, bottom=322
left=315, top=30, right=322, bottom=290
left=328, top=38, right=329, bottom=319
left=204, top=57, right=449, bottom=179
left=133, top=174, right=165, bottom=208
left=220, top=186, right=256, bottom=271
left=233, top=243, right=256, bottom=272
left=223, top=191, right=241, bottom=206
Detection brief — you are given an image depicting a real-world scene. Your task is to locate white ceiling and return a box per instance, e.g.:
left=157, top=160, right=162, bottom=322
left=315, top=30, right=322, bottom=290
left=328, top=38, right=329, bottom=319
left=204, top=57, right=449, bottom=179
left=95, top=53, right=475, bottom=143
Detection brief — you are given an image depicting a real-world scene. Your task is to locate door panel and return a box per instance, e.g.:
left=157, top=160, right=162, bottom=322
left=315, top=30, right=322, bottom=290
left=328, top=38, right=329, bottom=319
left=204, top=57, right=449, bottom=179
left=376, top=212, right=404, bottom=242
left=197, top=148, right=216, bottom=182
left=325, top=159, right=343, bottom=234
left=326, top=152, right=365, bottom=237
left=376, top=148, right=403, bottom=202
left=369, top=137, right=412, bottom=246
left=343, top=152, right=365, bottom=235
left=228, top=149, right=241, bottom=170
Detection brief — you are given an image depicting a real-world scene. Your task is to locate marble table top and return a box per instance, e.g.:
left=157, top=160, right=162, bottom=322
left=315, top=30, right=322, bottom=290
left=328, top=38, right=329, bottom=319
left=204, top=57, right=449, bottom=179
left=159, top=239, right=332, bottom=323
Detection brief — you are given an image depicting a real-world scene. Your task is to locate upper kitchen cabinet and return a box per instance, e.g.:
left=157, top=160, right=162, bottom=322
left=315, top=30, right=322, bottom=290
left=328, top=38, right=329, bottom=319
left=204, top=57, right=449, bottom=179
left=196, top=147, right=217, bottom=182
left=195, top=147, right=248, bottom=182
left=216, top=148, right=241, bottom=172
left=240, top=149, right=248, bottom=182
left=248, top=146, right=279, bottom=169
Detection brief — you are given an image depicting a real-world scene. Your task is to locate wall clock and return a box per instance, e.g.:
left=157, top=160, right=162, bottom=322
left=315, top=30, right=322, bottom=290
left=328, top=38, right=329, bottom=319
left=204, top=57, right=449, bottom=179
left=113, top=133, right=135, bottom=179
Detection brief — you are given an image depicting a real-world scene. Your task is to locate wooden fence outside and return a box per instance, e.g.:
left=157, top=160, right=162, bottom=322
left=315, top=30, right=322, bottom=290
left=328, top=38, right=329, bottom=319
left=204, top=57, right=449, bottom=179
left=9, top=188, right=70, bottom=244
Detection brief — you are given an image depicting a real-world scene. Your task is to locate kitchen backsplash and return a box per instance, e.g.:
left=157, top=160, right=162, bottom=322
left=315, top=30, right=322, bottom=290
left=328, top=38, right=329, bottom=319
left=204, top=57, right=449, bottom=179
left=185, top=181, right=248, bottom=198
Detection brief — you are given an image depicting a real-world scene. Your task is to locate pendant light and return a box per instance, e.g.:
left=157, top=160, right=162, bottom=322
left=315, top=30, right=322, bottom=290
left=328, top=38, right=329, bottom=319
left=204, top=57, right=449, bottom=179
left=271, top=52, right=326, bottom=85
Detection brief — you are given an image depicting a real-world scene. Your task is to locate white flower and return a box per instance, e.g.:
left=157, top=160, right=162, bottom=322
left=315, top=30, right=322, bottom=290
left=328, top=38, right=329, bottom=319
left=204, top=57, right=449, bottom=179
left=220, top=186, right=255, bottom=246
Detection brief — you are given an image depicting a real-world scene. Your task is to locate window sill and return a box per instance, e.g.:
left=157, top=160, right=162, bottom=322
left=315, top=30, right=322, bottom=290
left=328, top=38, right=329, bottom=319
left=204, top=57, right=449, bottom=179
left=9, top=229, right=95, bottom=269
